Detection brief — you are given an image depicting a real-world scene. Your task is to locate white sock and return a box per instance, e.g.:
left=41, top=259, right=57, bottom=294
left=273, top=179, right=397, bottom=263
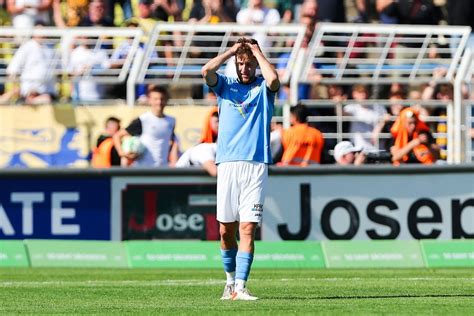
left=235, top=279, right=246, bottom=291
left=225, top=271, right=235, bottom=286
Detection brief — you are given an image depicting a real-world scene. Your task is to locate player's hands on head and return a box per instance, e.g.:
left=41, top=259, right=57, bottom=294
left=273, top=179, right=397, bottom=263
left=230, top=42, right=242, bottom=55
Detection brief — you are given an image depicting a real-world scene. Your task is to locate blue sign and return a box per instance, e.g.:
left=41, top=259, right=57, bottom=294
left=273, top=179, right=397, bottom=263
left=0, top=178, right=111, bottom=240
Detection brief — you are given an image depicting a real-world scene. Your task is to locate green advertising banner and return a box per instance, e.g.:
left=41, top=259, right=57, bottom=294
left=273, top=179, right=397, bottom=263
left=26, top=240, right=128, bottom=268
left=323, top=240, right=424, bottom=268
left=126, top=241, right=222, bottom=268
left=253, top=242, right=325, bottom=268
left=0, top=241, right=29, bottom=267
left=126, top=241, right=326, bottom=268
left=421, top=240, right=474, bottom=268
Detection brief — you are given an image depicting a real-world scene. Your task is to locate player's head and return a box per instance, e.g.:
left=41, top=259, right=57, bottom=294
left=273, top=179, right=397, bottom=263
left=147, top=85, right=169, bottom=115
left=235, top=37, right=259, bottom=84
left=105, top=116, right=120, bottom=135
left=290, top=103, right=308, bottom=125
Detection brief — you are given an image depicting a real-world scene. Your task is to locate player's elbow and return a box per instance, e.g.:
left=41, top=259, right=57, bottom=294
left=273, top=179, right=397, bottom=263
left=201, top=65, right=210, bottom=79
left=268, top=77, right=280, bottom=93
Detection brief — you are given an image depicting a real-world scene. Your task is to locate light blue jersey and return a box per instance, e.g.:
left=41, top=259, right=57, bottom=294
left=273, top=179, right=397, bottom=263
left=210, top=73, right=275, bottom=164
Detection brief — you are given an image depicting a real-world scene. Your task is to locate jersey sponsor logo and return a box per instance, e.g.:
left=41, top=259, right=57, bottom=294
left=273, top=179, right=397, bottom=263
left=252, top=204, right=263, bottom=212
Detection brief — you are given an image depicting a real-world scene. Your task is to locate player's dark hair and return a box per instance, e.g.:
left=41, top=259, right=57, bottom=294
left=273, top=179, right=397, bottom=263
left=147, top=85, right=169, bottom=99
left=235, top=37, right=259, bottom=59
left=290, top=103, right=308, bottom=123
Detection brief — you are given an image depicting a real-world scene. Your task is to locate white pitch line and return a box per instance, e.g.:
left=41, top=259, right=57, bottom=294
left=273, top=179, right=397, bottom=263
left=0, top=279, right=224, bottom=287
left=0, top=277, right=472, bottom=288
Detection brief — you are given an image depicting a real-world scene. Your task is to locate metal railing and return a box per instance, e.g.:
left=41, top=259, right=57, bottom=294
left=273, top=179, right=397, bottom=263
left=0, top=27, right=143, bottom=101
left=126, top=23, right=306, bottom=105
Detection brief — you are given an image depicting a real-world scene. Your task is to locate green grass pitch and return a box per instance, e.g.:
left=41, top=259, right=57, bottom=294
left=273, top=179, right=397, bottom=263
left=1, top=268, right=473, bottom=314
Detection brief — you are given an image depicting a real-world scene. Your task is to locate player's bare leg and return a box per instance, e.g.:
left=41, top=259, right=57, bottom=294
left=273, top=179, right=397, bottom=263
left=219, top=222, right=238, bottom=300
left=232, top=222, right=258, bottom=300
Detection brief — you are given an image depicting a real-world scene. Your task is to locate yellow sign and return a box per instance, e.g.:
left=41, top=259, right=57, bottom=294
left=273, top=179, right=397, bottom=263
left=0, top=105, right=211, bottom=167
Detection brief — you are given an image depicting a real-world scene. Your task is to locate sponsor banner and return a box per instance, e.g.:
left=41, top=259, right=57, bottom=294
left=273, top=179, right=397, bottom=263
left=263, top=173, right=474, bottom=240
left=421, top=240, right=474, bottom=268
left=0, top=105, right=209, bottom=167
left=112, top=177, right=220, bottom=241
left=253, top=242, right=325, bottom=268
left=0, top=240, right=29, bottom=267
left=0, top=179, right=111, bottom=240
left=126, top=241, right=221, bottom=268
left=126, top=241, right=325, bottom=268
left=323, top=240, right=424, bottom=268
left=26, top=240, right=128, bottom=268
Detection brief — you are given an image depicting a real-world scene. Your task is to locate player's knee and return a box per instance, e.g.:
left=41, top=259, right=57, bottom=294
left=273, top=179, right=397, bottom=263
left=219, top=226, right=235, bottom=241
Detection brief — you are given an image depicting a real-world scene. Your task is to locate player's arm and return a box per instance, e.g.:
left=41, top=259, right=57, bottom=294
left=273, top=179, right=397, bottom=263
left=168, top=139, right=179, bottom=167
left=201, top=42, right=241, bottom=87
left=113, top=119, right=141, bottom=160
left=202, top=160, right=217, bottom=177
left=248, top=43, right=280, bottom=92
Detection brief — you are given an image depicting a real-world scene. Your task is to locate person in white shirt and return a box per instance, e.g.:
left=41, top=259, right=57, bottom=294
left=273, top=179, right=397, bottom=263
left=344, top=84, right=387, bottom=151
left=68, top=36, right=110, bottom=103
left=5, top=25, right=56, bottom=104
left=7, top=0, right=52, bottom=29
left=113, top=85, right=179, bottom=167
left=175, top=142, right=217, bottom=177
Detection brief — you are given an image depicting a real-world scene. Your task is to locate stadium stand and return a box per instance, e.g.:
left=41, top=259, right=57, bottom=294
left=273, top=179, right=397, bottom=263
left=0, top=0, right=473, bottom=165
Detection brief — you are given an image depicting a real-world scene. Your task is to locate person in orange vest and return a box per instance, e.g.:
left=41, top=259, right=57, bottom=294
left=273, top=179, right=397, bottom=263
left=279, top=103, right=324, bottom=166
left=199, top=106, right=219, bottom=144
left=390, top=108, right=440, bottom=165
left=91, top=116, right=121, bottom=167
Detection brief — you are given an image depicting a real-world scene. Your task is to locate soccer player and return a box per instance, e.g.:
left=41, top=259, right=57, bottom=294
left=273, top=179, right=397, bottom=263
left=201, top=37, right=279, bottom=301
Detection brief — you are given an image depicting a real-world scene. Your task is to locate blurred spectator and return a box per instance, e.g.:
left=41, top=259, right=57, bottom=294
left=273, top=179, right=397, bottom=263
left=372, top=91, right=406, bottom=151
left=136, top=0, right=156, bottom=32
left=53, top=0, right=89, bottom=27
left=316, top=0, right=346, bottom=23
left=108, top=18, right=156, bottom=101
left=79, top=0, right=114, bottom=26
left=376, top=0, right=442, bottom=25
left=135, top=0, right=176, bottom=66
left=199, top=105, right=219, bottom=143
left=236, top=0, right=280, bottom=47
left=276, top=13, right=316, bottom=101
left=422, top=67, right=452, bottom=160
left=113, top=86, right=179, bottom=167
left=175, top=141, right=217, bottom=176
left=188, top=0, right=236, bottom=23
left=4, top=24, right=56, bottom=104
left=91, top=116, right=121, bottom=167
left=68, top=35, right=110, bottom=102
left=447, top=0, right=474, bottom=51
left=0, top=0, right=11, bottom=25
left=105, top=0, right=133, bottom=24
left=334, top=140, right=365, bottom=165
left=276, top=0, right=298, bottom=23
left=188, top=0, right=235, bottom=65
left=7, top=0, right=52, bottom=28
left=344, top=84, right=387, bottom=151
left=152, top=0, right=181, bottom=22
left=390, top=107, right=440, bottom=165
left=298, top=0, right=317, bottom=21
left=279, top=103, right=324, bottom=166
